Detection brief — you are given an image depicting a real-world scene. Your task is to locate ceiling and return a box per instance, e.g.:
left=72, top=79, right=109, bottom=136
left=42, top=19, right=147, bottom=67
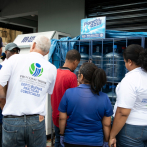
left=0, top=0, right=12, bottom=12
left=0, top=0, right=38, bottom=33
left=86, top=0, right=147, bottom=32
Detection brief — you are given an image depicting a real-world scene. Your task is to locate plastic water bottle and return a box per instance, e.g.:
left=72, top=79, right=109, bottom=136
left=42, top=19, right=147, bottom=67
left=92, top=46, right=102, bottom=68
left=104, top=45, right=125, bottom=82
left=74, top=46, right=89, bottom=77
left=79, top=46, right=89, bottom=66
left=107, top=84, right=116, bottom=107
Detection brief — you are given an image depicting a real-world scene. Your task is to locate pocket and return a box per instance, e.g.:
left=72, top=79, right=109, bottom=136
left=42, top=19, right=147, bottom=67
left=2, top=126, right=17, bottom=147
left=32, top=120, right=46, bottom=146
left=125, top=124, right=144, bottom=140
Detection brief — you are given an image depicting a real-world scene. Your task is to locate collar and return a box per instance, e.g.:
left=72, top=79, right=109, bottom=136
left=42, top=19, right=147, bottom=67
left=29, top=52, right=44, bottom=58
left=59, top=67, right=71, bottom=71
left=78, top=84, right=91, bottom=89
left=126, top=67, right=142, bottom=76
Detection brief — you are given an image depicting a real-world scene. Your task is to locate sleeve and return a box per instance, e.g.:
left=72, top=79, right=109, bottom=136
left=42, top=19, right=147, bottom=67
left=0, top=58, right=13, bottom=87
left=117, top=77, right=137, bottom=109
left=104, top=95, right=113, bottom=117
left=47, top=66, right=57, bottom=94
left=70, top=73, right=77, bottom=88
left=58, top=91, right=68, bottom=113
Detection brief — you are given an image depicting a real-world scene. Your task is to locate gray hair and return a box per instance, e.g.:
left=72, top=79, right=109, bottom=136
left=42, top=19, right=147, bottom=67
left=33, top=36, right=51, bottom=54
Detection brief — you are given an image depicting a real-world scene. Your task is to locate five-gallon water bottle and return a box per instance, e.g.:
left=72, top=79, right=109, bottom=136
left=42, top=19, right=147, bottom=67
left=104, top=45, right=125, bottom=82
left=74, top=46, right=89, bottom=77
left=79, top=46, right=89, bottom=66
left=122, top=46, right=129, bottom=75
left=107, top=84, right=116, bottom=107
left=92, top=46, right=102, bottom=68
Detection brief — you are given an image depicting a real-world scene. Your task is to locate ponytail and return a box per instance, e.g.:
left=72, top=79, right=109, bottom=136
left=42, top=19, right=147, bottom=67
left=123, top=44, right=147, bottom=72
left=91, top=68, right=106, bottom=95
left=138, top=48, right=147, bottom=72
left=79, top=63, right=106, bottom=95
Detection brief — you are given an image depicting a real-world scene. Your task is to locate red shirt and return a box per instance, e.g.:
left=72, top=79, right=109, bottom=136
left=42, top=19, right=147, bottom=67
left=51, top=67, right=77, bottom=127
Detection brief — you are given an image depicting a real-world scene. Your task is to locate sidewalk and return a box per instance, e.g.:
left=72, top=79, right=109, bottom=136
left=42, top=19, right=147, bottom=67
left=46, top=139, right=52, bottom=147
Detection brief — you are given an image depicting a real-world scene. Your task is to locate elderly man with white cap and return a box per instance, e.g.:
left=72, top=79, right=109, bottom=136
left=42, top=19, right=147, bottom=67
left=0, top=36, right=57, bottom=147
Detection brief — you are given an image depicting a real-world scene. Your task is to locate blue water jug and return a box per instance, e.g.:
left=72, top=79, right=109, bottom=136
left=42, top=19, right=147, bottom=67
left=107, top=84, right=116, bottom=106
left=92, top=46, right=102, bottom=68
left=74, top=46, right=89, bottom=77
left=79, top=46, right=89, bottom=66
left=104, top=45, right=125, bottom=82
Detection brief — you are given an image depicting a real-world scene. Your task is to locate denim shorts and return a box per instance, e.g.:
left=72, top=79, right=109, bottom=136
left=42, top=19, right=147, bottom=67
left=116, top=123, right=147, bottom=147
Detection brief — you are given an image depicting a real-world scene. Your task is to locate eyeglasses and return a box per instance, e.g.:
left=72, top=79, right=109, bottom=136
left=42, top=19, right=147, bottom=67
left=10, top=49, right=20, bottom=54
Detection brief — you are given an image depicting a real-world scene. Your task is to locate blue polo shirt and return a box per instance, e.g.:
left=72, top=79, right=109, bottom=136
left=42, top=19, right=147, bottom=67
left=58, top=84, right=113, bottom=146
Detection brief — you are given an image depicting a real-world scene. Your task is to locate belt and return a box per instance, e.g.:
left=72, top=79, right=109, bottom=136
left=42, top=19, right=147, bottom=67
left=3, top=114, right=39, bottom=118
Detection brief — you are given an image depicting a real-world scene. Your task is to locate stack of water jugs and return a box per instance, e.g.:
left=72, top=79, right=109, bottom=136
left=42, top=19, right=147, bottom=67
left=74, top=44, right=126, bottom=108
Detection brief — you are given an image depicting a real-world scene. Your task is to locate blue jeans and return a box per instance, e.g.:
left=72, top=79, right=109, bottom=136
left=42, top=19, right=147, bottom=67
left=116, top=123, right=147, bottom=147
left=54, top=125, right=62, bottom=147
left=2, top=115, right=46, bottom=147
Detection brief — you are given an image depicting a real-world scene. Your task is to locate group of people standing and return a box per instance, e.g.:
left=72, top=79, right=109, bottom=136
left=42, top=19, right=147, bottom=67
left=0, top=35, right=147, bottom=147
left=51, top=44, right=147, bottom=147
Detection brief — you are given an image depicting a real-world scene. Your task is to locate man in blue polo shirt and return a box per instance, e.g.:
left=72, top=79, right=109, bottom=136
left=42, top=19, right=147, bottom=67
left=0, top=42, right=20, bottom=147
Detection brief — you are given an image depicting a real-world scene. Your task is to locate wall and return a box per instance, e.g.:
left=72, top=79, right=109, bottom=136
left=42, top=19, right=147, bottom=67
left=0, top=0, right=85, bottom=37
left=38, top=0, right=85, bottom=37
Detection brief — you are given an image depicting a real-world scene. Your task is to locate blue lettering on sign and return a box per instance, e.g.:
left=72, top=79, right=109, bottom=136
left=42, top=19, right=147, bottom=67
left=82, top=33, right=103, bottom=38
left=21, top=36, right=36, bottom=43
left=28, top=36, right=36, bottom=42
left=84, top=19, right=102, bottom=28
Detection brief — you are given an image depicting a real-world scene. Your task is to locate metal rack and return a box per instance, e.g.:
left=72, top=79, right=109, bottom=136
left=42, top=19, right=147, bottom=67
left=52, top=36, right=145, bottom=107
left=50, top=36, right=145, bottom=146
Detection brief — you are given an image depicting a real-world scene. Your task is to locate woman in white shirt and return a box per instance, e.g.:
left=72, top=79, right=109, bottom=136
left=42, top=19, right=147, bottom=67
left=109, top=44, right=147, bottom=147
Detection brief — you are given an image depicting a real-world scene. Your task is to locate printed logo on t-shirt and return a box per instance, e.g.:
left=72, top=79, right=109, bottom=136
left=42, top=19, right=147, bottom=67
left=142, top=99, right=147, bottom=103
left=29, top=63, right=43, bottom=77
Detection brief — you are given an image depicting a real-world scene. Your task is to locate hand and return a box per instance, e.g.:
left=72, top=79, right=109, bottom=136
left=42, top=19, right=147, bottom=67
left=103, top=142, right=109, bottom=147
left=60, top=135, right=64, bottom=147
left=109, top=138, right=116, bottom=147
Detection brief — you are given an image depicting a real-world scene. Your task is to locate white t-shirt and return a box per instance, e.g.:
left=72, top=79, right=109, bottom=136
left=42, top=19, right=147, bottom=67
left=0, top=58, right=8, bottom=67
left=114, top=67, right=147, bottom=125
left=0, top=52, right=57, bottom=116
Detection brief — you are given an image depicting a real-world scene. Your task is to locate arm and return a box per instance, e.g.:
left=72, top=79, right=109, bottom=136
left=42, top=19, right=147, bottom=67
left=102, top=116, right=111, bottom=142
left=0, top=85, right=6, bottom=98
left=0, top=85, right=7, bottom=110
left=59, top=112, right=67, bottom=135
left=109, top=107, right=131, bottom=147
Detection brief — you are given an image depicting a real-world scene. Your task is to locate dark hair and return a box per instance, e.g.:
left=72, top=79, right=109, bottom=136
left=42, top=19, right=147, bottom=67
left=123, top=44, right=147, bottom=72
left=66, top=49, right=81, bottom=61
left=79, top=63, right=106, bottom=95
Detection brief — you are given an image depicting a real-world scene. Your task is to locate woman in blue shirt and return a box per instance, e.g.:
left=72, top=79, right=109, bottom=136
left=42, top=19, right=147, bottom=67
left=58, top=63, right=113, bottom=147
